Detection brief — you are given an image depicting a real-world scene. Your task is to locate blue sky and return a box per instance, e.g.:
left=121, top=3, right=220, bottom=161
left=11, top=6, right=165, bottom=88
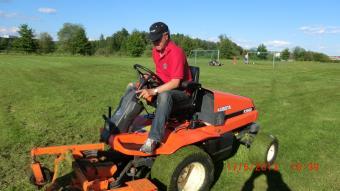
left=1, top=0, right=339, bottom=55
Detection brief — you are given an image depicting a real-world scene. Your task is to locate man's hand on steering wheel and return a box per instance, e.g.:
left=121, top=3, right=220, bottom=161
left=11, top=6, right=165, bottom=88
left=134, top=64, right=163, bottom=89
left=133, top=64, right=162, bottom=101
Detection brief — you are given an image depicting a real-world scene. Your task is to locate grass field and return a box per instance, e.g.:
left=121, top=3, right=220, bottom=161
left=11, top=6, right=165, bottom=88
left=0, top=55, right=339, bottom=191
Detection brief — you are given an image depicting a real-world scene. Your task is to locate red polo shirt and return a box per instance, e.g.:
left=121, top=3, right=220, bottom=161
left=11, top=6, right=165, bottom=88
left=152, top=41, right=192, bottom=83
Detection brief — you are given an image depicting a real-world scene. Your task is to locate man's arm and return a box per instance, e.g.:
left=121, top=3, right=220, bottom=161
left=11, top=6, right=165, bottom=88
left=136, top=79, right=180, bottom=98
left=156, top=78, right=180, bottom=93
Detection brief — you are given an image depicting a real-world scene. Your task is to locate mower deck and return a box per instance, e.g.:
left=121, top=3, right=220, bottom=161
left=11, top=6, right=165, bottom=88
left=30, top=143, right=157, bottom=191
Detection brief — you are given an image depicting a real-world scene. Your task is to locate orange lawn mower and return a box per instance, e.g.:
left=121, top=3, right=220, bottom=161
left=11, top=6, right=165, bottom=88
left=29, top=64, right=279, bottom=191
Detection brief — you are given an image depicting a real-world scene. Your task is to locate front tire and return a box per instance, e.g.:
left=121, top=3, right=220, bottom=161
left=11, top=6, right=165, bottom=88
left=248, top=133, right=278, bottom=165
left=151, top=146, right=214, bottom=191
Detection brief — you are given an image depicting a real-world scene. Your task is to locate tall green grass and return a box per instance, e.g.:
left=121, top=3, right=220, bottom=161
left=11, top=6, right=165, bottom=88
left=0, top=55, right=339, bottom=190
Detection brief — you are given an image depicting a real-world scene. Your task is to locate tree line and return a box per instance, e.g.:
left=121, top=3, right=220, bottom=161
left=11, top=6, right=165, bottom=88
left=0, top=23, right=331, bottom=62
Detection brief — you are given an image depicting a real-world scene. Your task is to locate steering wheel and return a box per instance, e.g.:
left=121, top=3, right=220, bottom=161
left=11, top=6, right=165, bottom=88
left=133, top=64, right=163, bottom=90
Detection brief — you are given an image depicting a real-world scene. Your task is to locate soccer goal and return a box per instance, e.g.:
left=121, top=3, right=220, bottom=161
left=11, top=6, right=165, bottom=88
left=246, top=51, right=281, bottom=69
left=189, top=49, right=220, bottom=65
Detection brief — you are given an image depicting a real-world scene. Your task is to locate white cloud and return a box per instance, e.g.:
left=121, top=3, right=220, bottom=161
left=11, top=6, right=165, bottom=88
left=88, top=37, right=98, bottom=41
left=232, top=38, right=292, bottom=51
left=0, top=10, right=39, bottom=20
left=0, top=26, right=19, bottom=35
left=328, top=27, right=340, bottom=34
left=264, top=40, right=291, bottom=48
left=0, top=10, right=18, bottom=18
left=232, top=38, right=256, bottom=49
left=299, top=26, right=340, bottom=35
left=38, top=7, right=57, bottom=14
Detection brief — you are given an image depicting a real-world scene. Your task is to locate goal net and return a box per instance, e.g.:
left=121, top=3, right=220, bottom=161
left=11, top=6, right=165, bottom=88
left=188, top=49, right=220, bottom=65
left=246, top=51, right=281, bottom=69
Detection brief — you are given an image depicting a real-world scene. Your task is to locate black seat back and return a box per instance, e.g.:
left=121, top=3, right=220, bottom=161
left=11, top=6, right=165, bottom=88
left=171, top=66, right=201, bottom=119
left=190, top=66, right=200, bottom=83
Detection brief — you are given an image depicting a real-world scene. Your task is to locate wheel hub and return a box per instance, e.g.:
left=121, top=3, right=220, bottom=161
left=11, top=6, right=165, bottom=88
left=267, top=144, right=276, bottom=162
left=177, top=162, right=206, bottom=191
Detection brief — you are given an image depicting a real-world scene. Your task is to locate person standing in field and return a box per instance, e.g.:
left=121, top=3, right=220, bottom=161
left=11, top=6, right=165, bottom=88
left=244, top=52, right=249, bottom=64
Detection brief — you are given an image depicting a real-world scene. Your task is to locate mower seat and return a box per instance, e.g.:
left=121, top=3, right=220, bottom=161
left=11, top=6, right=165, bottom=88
left=179, top=66, right=200, bottom=90
left=170, top=66, right=201, bottom=118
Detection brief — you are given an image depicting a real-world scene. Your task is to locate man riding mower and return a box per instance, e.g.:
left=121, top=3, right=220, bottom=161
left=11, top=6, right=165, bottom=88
left=29, top=63, right=278, bottom=191
left=29, top=22, right=278, bottom=191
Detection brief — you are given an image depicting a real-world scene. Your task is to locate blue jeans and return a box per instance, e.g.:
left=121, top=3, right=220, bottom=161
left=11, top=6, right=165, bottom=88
left=149, top=90, right=190, bottom=142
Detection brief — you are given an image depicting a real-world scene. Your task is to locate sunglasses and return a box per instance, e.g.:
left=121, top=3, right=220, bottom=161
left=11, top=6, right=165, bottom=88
left=152, top=39, right=162, bottom=45
left=152, top=32, right=168, bottom=45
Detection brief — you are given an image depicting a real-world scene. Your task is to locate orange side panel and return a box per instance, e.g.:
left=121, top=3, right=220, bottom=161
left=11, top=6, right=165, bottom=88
left=219, top=110, right=258, bottom=133
left=112, top=110, right=258, bottom=156
left=112, top=123, right=221, bottom=156
left=213, top=90, right=254, bottom=114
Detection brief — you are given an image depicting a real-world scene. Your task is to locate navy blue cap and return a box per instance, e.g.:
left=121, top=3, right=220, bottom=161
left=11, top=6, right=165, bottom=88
left=149, top=22, right=169, bottom=42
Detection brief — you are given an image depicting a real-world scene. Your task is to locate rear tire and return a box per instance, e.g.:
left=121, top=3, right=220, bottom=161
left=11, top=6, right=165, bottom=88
left=248, top=133, right=278, bottom=165
left=151, top=146, right=214, bottom=191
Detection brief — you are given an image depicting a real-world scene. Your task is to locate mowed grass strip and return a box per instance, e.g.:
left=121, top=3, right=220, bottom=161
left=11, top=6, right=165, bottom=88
left=0, top=55, right=339, bottom=190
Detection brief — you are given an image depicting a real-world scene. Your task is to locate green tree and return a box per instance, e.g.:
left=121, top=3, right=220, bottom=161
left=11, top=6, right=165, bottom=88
left=57, top=23, right=91, bottom=55
left=73, top=29, right=92, bottom=55
left=292, top=46, right=306, bottom=61
left=94, top=38, right=110, bottom=55
left=0, top=38, right=10, bottom=51
left=218, top=35, right=239, bottom=59
left=98, top=34, right=106, bottom=48
left=111, top=28, right=129, bottom=53
left=281, top=48, right=290, bottom=60
left=14, top=24, right=37, bottom=53
left=143, top=44, right=153, bottom=57
left=303, top=51, right=313, bottom=61
left=172, top=34, right=193, bottom=55
left=38, top=32, right=55, bottom=54
left=312, top=52, right=330, bottom=62
left=257, top=44, right=268, bottom=59
left=125, top=30, right=146, bottom=57
left=172, top=34, right=220, bottom=56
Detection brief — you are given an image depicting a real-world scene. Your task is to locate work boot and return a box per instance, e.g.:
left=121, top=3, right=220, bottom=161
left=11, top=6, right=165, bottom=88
left=139, top=138, right=159, bottom=154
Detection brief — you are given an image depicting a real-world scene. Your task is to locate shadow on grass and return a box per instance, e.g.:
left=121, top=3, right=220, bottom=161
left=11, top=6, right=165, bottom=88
left=211, top=141, right=241, bottom=188
left=241, top=169, right=291, bottom=191
left=211, top=160, right=224, bottom=187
